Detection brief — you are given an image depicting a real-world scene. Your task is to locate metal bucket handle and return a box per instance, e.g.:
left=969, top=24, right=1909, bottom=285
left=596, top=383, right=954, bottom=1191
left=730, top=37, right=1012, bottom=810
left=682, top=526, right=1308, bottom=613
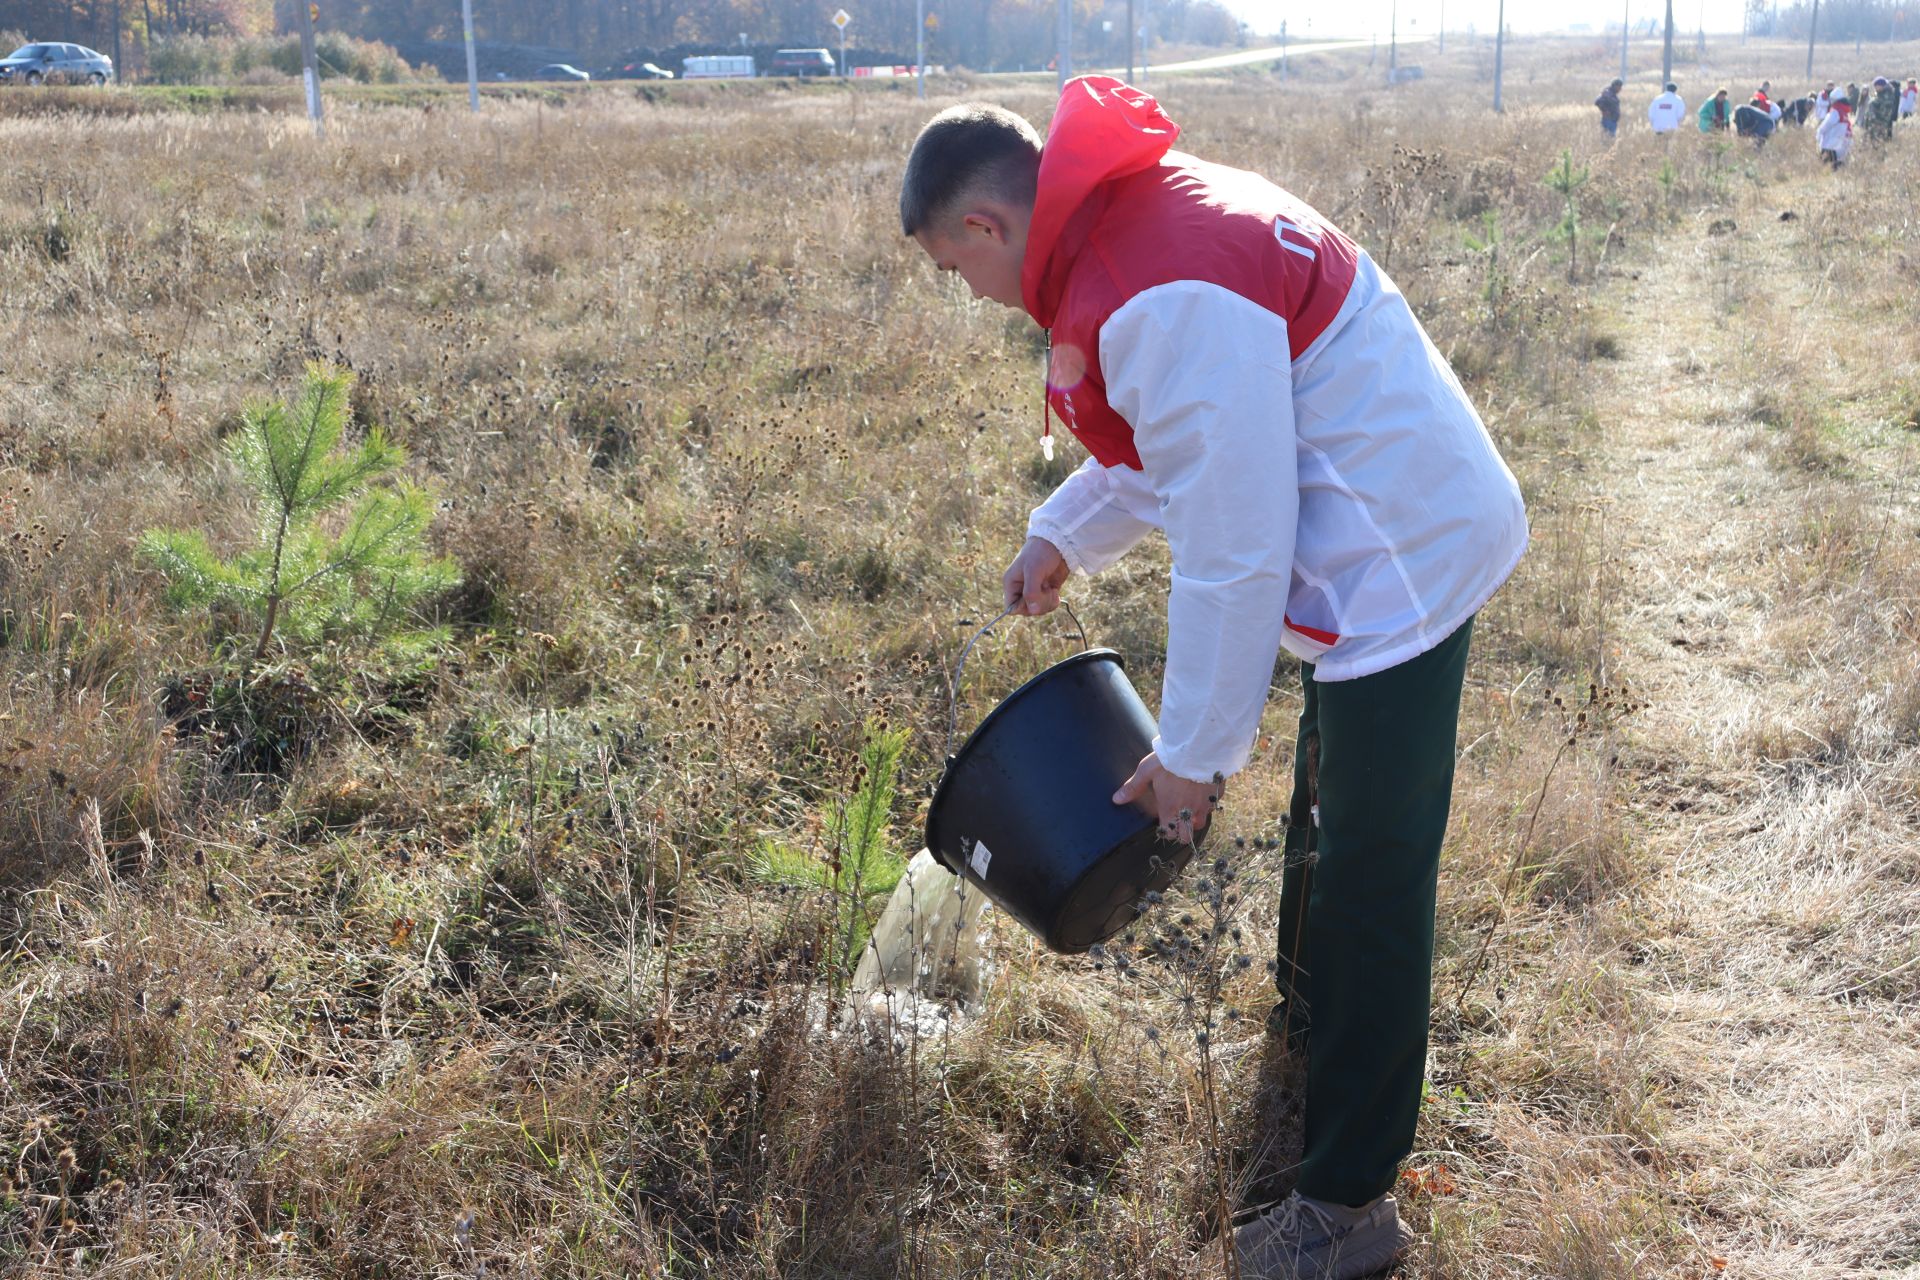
left=944, top=598, right=1088, bottom=763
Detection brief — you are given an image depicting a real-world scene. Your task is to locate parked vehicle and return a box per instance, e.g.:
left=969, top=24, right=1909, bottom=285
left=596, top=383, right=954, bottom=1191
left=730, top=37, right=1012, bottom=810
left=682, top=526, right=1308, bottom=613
left=607, top=61, right=673, bottom=80
left=682, top=55, right=755, bottom=79
left=531, top=63, right=591, bottom=82
left=0, top=42, right=114, bottom=86
left=770, top=48, right=836, bottom=77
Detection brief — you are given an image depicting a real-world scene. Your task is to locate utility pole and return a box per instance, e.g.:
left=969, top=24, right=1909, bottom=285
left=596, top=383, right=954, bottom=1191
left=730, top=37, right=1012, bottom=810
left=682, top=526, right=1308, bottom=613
left=1438, top=0, right=1445, bottom=54
left=298, top=0, right=325, bottom=139
left=1493, top=0, right=1505, bottom=111
left=916, top=0, right=925, bottom=97
left=461, top=0, right=479, bottom=112
left=1805, top=0, right=1818, bottom=75
left=1280, top=19, right=1288, bottom=78
left=1620, top=0, right=1630, bottom=82
left=1127, top=0, right=1135, bottom=80
left=1662, top=0, right=1674, bottom=87
left=1140, top=0, right=1150, bottom=80
left=1389, top=0, right=1398, bottom=81
left=1057, top=0, right=1072, bottom=90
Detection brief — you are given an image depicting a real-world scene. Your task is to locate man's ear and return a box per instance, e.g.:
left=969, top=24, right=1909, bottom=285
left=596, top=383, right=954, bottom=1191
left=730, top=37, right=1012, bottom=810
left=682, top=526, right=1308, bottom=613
left=959, top=209, right=1009, bottom=245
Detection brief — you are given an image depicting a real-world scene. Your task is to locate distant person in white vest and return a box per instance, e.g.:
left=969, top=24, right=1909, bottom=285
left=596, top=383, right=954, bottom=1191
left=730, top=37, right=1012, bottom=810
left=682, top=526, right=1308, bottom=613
left=1647, top=82, right=1686, bottom=133
left=1902, top=79, right=1917, bottom=118
left=1817, top=93, right=1854, bottom=167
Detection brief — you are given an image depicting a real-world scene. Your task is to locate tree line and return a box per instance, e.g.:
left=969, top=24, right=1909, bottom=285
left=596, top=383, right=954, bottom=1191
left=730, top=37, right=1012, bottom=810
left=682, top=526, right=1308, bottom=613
left=0, top=0, right=1246, bottom=74
left=1745, top=0, right=1919, bottom=44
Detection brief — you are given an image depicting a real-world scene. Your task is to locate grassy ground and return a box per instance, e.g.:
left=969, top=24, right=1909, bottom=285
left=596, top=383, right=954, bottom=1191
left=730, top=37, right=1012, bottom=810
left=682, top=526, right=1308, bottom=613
left=2, top=34, right=1918, bottom=1279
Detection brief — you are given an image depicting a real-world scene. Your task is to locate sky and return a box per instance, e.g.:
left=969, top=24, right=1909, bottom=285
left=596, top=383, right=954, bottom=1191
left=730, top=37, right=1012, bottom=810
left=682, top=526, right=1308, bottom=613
left=1222, top=0, right=1753, bottom=40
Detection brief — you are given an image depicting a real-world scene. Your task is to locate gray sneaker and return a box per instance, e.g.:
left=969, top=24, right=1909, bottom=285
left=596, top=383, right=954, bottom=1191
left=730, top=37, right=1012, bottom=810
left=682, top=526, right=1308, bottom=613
left=1235, top=1191, right=1415, bottom=1279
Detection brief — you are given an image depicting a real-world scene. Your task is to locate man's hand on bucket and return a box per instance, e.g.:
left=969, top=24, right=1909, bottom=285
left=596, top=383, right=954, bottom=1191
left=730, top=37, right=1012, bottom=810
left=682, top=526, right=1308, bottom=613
left=1113, top=751, right=1220, bottom=845
left=1003, top=537, right=1070, bottom=616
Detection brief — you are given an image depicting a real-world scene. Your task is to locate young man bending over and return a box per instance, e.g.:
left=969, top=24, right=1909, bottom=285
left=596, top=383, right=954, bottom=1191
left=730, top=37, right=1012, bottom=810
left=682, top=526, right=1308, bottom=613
left=900, top=79, right=1527, bottom=1279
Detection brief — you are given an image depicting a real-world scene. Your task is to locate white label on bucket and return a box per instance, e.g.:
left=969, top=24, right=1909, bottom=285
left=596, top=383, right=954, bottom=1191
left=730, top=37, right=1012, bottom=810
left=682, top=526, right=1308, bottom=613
left=969, top=840, right=993, bottom=879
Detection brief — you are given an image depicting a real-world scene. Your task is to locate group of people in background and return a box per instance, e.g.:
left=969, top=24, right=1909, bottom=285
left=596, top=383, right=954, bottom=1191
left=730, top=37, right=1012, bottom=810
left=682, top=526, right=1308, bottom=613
left=1595, top=74, right=1916, bottom=166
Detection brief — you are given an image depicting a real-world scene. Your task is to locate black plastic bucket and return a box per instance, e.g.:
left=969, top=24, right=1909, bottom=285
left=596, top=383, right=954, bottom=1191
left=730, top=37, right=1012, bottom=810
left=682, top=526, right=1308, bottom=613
left=926, top=649, right=1196, bottom=954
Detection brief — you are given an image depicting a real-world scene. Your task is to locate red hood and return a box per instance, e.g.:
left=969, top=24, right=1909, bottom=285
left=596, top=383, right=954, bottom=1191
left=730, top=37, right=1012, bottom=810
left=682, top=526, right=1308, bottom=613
left=1021, top=76, right=1180, bottom=327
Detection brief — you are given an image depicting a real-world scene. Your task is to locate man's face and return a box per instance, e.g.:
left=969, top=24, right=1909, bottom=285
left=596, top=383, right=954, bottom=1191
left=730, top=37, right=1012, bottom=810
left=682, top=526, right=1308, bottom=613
left=913, top=208, right=1028, bottom=310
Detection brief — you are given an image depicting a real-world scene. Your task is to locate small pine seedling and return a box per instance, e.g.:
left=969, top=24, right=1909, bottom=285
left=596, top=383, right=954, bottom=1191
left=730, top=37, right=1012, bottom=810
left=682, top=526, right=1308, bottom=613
left=139, top=363, right=458, bottom=666
left=1544, top=148, right=1591, bottom=284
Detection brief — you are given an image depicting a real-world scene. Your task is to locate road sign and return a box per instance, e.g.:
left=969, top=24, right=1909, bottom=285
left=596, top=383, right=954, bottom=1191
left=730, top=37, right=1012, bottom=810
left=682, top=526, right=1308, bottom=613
left=833, top=8, right=851, bottom=27
left=925, top=13, right=939, bottom=30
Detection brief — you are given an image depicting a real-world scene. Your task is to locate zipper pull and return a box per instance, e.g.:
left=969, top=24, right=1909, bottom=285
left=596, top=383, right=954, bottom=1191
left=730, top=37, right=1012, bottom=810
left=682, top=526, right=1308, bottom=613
left=1041, top=331, right=1056, bottom=461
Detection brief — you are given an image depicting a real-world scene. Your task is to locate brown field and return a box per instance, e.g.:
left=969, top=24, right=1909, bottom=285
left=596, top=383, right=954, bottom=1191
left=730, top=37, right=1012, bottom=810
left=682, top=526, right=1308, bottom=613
left=2, top=35, right=1919, bottom=1278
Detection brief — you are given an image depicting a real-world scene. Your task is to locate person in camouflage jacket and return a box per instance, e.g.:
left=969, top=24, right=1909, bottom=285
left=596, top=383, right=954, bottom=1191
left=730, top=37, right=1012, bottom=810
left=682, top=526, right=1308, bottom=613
left=1863, top=77, right=1900, bottom=141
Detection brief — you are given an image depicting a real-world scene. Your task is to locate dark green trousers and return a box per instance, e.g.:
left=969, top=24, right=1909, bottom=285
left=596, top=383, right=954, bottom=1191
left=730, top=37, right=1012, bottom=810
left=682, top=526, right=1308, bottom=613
left=1272, top=618, right=1473, bottom=1207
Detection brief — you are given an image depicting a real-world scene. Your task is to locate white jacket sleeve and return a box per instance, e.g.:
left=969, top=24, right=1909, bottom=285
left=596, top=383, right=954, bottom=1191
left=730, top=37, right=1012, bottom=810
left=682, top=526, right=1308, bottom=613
left=1026, top=456, right=1161, bottom=575
left=1099, top=280, right=1297, bottom=784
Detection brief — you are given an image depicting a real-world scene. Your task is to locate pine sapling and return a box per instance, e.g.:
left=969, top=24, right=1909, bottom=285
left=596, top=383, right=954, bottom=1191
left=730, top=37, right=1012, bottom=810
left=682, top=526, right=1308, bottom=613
left=139, top=362, right=458, bottom=668
left=1545, top=148, right=1591, bottom=283
left=1463, top=209, right=1507, bottom=317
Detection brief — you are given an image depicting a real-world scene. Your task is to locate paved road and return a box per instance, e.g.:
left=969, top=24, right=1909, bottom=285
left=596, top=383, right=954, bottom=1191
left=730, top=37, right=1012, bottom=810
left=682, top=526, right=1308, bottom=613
left=985, top=33, right=1436, bottom=79
left=1147, top=33, right=1434, bottom=73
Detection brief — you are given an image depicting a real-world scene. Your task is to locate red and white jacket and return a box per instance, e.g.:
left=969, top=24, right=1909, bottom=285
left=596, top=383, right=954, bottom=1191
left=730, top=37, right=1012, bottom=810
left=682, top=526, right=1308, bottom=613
left=1021, top=78, right=1528, bottom=784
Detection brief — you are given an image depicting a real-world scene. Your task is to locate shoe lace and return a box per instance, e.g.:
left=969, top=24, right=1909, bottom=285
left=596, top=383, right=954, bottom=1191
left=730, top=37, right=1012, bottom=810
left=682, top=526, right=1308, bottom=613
left=1263, top=1193, right=1341, bottom=1249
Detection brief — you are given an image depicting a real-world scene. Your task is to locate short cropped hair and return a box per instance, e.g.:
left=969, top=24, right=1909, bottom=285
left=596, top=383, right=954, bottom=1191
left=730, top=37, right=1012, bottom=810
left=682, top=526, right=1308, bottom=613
left=899, top=103, right=1042, bottom=237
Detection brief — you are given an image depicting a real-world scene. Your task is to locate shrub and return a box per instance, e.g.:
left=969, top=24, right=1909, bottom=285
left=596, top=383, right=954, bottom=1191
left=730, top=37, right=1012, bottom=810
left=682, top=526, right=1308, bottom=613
left=145, top=33, right=437, bottom=85
left=146, top=34, right=228, bottom=85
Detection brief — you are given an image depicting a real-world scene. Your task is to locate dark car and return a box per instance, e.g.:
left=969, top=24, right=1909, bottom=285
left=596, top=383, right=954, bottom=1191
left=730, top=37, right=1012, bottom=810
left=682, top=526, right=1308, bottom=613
left=0, top=42, right=114, bottom=86
left=606, top=61, right=673, bottom=80
left=769, top=48, right=836, bottom=77
left=531, top=63, right=591, bottom=82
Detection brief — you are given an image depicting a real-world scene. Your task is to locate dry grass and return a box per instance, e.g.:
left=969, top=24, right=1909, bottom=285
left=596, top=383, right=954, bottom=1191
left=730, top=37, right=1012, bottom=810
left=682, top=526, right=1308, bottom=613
left=2, top=34, right=1918, bottom=1278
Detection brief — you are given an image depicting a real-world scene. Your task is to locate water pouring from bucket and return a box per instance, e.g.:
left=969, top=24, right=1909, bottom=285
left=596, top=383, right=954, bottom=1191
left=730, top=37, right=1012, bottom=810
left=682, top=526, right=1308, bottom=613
left=924, top=606, right=1199, bottom=954
left=849, top=847, right=992, bottom=1004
